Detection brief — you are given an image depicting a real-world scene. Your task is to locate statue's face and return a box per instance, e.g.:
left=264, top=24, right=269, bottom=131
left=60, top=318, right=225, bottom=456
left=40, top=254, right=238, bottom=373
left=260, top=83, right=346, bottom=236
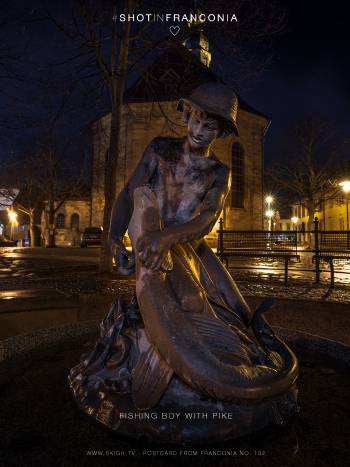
left=187, top=108, right=221, bottom=150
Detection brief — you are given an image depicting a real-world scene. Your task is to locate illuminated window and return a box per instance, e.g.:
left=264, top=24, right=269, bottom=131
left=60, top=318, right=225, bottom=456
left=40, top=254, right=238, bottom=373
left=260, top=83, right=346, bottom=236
left=71, top=213, right=79, bottom=229
left=56, top=213, right=65, bottom=228
left=231, top=142, right=245, bottom=208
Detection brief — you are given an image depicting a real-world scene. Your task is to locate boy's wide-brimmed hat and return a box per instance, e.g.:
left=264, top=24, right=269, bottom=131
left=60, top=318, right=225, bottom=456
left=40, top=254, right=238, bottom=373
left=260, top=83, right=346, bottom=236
left=177, top=82, right=239, bottom=136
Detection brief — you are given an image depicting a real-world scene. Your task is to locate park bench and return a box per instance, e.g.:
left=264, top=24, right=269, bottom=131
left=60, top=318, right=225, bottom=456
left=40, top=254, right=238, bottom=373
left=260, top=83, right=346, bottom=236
left=216, top=219, right=300, bottom=285
left=313, top=226, right=350, bottom=289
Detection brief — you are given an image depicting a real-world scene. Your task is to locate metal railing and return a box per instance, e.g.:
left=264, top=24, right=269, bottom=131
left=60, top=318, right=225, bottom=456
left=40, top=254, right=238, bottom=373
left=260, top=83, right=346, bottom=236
left=216, top=218, right=299, bottom=284
left=314, top=217, right=350, bottom=287
left=216, top=217, right=350, bottom=288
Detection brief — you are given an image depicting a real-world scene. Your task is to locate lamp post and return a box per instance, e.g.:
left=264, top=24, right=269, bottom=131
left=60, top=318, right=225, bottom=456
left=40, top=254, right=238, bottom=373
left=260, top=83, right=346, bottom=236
left=265, top=196, right=274, bottom=231
left=291, top=216, right=299, bottom=231
left=291, top=216, right=299, bottom=244
left=7, top=209, right=18, bottom=240
left=339, top=180, right=350, bottom=248
left=265, top=209, right=274, bottom=232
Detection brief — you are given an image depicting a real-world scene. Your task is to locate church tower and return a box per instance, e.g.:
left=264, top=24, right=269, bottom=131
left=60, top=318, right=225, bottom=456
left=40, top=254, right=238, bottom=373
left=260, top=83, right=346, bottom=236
left=182, top=4, right=212, bottom=68
left=183, top=29, right=211, bottom=68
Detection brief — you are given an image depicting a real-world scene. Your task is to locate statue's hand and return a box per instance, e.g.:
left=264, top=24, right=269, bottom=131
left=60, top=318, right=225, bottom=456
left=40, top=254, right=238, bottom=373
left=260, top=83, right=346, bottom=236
left=110, top=238, right=135, bottom=275
left=137, top=231, right=172, bottom=271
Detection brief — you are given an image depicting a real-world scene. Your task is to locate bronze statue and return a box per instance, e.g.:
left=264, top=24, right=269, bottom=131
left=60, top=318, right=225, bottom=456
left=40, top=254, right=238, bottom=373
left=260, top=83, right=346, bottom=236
left=69, top=82, right=299, bottom=443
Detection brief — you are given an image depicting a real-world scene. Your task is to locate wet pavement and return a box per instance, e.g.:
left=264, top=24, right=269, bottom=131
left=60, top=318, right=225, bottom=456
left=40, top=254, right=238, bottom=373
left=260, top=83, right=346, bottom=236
left=227, top=251, right=350, bottom=286
left=1, top=246, right=350, bottom=340
left=2, top=246, right=350, bottom=301
left=2, top=246, right=350, bottom=285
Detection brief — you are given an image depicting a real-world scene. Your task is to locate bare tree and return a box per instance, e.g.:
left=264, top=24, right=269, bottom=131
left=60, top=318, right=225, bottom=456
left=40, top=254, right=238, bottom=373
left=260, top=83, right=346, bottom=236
left=0, top=159, right=43, bottom=246
left=47, top=0, right=140, bottom=269
left=0, top=145, right=88, bottom=247
left=268, top=116, right=349, bottom=231
left=36, top=145, right=88, bottom=247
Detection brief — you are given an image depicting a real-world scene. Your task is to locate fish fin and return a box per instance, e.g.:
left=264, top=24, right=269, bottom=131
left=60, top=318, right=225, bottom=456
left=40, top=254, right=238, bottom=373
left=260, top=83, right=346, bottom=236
left=188, top=312, right=253, bottom=366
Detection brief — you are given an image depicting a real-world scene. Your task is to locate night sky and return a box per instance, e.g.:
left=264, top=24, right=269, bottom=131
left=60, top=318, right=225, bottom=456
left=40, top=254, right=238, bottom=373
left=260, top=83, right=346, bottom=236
left=0, top=1, right=348, bottom=168
left=247, top=1, right=349, bottom=162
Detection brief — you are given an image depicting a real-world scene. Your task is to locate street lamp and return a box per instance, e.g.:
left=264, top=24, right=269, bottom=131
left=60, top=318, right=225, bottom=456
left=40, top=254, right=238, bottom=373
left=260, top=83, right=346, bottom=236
left=339, top=180, right=350, bottom=248
left=265, top=196, right=274, bottom=231
left=7, top=209, right=18, bottom=240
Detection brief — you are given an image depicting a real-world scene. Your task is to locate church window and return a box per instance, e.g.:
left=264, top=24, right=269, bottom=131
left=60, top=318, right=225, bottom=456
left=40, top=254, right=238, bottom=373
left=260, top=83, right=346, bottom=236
left=56, top=213, right=65, bottom=229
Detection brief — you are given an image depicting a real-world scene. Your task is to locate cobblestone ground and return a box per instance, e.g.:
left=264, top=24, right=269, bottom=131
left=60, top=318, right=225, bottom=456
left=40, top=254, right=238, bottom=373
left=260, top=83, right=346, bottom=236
left=1, top=268, right=350, bottom=302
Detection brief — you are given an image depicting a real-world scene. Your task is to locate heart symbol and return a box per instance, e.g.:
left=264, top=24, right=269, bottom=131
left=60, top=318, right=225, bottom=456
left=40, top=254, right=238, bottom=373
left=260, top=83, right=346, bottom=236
left=169, top=25, right=180, bottom=36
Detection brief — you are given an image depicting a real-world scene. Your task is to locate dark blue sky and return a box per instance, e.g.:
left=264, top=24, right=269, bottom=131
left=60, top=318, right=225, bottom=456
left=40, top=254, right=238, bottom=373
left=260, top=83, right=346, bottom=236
left=243, top=1, right=349, bottom=161
left=0, top=1, right=348, bottom=167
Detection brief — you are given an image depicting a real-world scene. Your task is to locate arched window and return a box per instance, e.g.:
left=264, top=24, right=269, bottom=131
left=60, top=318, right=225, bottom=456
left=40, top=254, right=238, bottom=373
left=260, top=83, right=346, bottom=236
left=56, top=213, right=65, bottom=229
left=71, top=213, right=80, bottom=229
left=231, top=142, right=245, bottom=208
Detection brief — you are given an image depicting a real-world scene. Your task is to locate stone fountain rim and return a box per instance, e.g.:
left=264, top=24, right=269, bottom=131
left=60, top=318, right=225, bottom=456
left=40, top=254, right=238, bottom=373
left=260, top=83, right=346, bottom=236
left=0, top=320, right=349, bottom=366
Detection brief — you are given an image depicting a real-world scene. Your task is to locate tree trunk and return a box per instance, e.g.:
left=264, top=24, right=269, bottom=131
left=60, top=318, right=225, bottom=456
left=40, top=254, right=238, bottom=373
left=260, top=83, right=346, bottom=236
left=99, top=2, right=131, bottom=272
left=47, top=202, right=56, bottom=248
left=29, top=212, right=35, bottom=247
left=307, top=202, right=316, bottom=249
left=99, top=108, right=119, bottom=271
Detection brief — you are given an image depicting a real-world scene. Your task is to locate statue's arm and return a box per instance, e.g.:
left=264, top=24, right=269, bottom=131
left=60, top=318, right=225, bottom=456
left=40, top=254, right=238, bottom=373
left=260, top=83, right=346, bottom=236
left=138, top=166, right=231, bottom=271
left=108, top=141, right=157, bottom=244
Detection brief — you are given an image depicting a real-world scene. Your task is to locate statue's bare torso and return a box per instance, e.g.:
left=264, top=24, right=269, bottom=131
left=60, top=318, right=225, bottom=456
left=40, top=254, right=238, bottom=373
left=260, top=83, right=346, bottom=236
left=147, top=137, right=228, bottom=226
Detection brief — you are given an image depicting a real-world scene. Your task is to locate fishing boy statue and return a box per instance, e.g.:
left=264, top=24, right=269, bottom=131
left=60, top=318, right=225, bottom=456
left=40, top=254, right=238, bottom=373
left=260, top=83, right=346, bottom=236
left=69, top=82, right=298, bottom=443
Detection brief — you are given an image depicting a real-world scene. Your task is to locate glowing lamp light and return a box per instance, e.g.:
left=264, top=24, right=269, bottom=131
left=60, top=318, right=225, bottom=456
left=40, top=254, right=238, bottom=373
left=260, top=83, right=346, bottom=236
left=265, top=196, right=274, bottom=204
left=8, top=210, right=18, bottom=223
left=291, top=216, right=299, bottom=224
left=265, top=210, right=274, bottom=218
left=339, top=181, right=350, bottom=194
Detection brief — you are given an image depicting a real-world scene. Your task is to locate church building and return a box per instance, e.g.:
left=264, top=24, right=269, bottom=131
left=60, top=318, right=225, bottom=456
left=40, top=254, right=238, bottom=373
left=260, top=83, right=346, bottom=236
left=90, top=30, right=270, bottom=235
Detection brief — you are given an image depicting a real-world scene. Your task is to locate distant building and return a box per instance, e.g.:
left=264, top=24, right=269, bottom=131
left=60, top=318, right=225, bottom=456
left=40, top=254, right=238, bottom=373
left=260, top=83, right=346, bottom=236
left=41, top=197, right=91, bottom=247
left=91, top=36, right=270, bottom=234
left=277, top=195, right=349, bottom=247
left=290, top=197, right=349, bottom=232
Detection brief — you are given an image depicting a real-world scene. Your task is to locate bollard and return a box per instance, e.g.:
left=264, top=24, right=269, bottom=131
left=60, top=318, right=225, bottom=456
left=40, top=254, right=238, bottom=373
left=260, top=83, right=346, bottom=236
left=314, top=217, right=320, bottom=284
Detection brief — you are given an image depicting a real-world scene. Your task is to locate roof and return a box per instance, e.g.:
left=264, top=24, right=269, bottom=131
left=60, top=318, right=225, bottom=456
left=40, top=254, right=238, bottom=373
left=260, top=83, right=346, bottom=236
left=123, top=41, right=271, bottom=121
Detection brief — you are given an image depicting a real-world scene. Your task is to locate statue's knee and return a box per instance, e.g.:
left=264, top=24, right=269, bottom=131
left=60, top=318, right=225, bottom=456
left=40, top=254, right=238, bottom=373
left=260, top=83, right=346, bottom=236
left=180, top=290, right=205, bottom=313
